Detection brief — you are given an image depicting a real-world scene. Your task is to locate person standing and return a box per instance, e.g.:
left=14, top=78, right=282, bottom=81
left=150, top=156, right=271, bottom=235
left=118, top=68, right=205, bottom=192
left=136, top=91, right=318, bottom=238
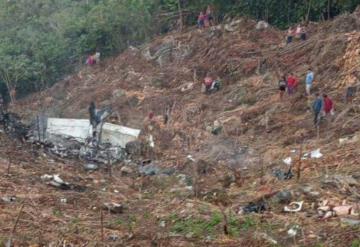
left=323, top=94, right=334, bottom=116
left=278, top=75, right=287, bottom=100
left=312, top=93, right=323, bottom=126
left=300, top=25, right=307, bottom=41
left=305, top=68, right=314, bottom=96
left=197, top=11, right=205, bottom=28
left=286, top=27, right=294, bottom=44
left=206, top=5, right=214, bottom=26
left=287, top=73, right=298, bottom=95
left=203, top=74, right=213, bottom=94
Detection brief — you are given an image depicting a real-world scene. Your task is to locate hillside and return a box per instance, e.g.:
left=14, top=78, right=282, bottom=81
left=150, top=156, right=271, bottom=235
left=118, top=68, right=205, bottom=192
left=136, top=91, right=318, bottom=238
left=2, top=8, right=360, bottom=246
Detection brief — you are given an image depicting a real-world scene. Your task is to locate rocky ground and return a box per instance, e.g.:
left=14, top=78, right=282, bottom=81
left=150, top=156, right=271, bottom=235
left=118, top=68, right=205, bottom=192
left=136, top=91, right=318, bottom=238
left=1, top=8, right=360, bottom=247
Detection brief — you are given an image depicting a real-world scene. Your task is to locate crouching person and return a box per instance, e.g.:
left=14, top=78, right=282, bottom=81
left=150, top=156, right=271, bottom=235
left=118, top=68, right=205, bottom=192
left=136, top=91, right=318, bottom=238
left=203, top=74, right=221, bottom=94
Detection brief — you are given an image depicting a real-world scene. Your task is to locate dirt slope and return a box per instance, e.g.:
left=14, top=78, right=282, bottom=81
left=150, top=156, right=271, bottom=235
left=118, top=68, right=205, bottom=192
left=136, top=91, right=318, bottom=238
left=2, top=9, right=360, bottom=246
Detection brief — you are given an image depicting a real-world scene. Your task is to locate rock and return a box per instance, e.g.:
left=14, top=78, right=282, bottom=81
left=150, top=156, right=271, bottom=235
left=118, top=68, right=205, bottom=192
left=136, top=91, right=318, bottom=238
left=161, top=168, right=176, bottom=176
left=125, top=140, right=142, bottom=155
left=255, top=232, right=278, bottom=245
left=333, top=205, right=352, bottom=216
left=112, top=89, right=126, bottom=99
left=84, top=163, right=99, bottom=171
left=256, top=21, right=269, bottom=30
left=120, top=166, right=133, bottom=176
left=273, top=168, right=293, bottom=180
left=139, top=164, right=160, bottom=176
left=103, top=202, right=124, bottom=214
left=340, top=218, right=360, bottom=226
left=1, top=196, right=16, bottom=203
left=159, top=220, right=166, bottom=228
left=108, top=234, right=120, bottom=241
left=275, top=190, right=292, bottom=204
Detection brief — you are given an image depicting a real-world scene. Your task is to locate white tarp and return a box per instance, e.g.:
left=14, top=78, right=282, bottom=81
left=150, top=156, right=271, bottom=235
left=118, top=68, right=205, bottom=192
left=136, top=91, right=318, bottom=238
left=46, top=118, right=140, bottom=148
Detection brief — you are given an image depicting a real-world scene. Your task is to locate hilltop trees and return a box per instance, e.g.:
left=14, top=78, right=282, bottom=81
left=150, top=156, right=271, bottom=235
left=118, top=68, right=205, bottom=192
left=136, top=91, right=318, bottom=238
left=0, top=0, right=357, bottom=101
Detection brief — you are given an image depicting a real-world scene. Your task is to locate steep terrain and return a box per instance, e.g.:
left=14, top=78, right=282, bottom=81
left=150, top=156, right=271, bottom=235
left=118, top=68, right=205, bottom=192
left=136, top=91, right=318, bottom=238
left=2, top=8, right=360, bottom=246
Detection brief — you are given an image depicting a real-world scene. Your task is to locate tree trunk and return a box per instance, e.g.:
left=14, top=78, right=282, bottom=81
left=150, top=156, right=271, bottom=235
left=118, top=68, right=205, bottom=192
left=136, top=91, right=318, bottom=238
left=287, top=0, right=291, bottom=25
left=327, top=0, right=331, bottom=20
left=177, top=0, right=183, bottom=31
left=306, top=0, right=312, bottom=23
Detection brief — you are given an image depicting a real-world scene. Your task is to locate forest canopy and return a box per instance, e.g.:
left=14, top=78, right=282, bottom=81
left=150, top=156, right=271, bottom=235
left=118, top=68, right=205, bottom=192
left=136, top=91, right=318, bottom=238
left=0, top=0, right=358, bottom=100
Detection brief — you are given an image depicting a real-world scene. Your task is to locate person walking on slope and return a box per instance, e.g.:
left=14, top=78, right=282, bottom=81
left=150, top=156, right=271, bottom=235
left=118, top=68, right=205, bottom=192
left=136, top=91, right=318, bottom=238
left=312, top=93, right=323, bottom=126
left=278, top=75, right=287, bottom=99
left=197, top=11, right=205, bottom=28
left=287, top=73, right=298, bottom=95
left=295, top=24, right=307, bottom=41
left=305, top=68, right=314, bottom=96
left=286, top=27, right=294, bottom=44
left=323, top=94, right=334, bottom=116
left=205, top=5, right=214, bottom=26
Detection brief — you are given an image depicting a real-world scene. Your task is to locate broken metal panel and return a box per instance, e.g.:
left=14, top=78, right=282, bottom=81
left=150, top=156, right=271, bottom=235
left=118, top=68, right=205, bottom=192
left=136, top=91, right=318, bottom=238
left=47, top=118, right=90, bottom=141
left=101, top=123, right=141, bottom=148
left=46, top=118, right=140, bottom=148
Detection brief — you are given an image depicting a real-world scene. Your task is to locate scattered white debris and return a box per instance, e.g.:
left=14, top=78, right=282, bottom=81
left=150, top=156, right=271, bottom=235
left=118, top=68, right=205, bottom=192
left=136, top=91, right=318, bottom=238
left=159, top=220, right=166, bottom=228
left=310, top=149, right=323, bottom=159
left=284, top=201, right=304, bottom=212
left=187, top=155, right=195, bottom=162
left=41, top=174, right=70, bottom=189
left=283, top=157, right=292, bottom=165
left=287, top=225, right=300, bottom=237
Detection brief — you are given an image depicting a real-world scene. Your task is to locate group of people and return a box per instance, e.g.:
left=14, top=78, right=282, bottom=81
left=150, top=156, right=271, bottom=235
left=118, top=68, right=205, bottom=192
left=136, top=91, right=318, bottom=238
left=313, top=93, right=334, bottom=126
left=278, top=68, right=314, bottom=99
left=286, top=24, right=307, bottom=44
left=278, top=68, right=334, bottom=126
left=197, top=5, right=214, bottom=28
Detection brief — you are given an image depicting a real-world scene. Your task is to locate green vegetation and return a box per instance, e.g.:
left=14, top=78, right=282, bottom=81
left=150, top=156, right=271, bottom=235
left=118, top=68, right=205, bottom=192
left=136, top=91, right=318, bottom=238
left=0, top=0, right=358, bottom=100
left=352, top=239, right=360, bottom=247
left=52, top=208, right=63, bottom=217
left=170, top=211, right=256, bottom=238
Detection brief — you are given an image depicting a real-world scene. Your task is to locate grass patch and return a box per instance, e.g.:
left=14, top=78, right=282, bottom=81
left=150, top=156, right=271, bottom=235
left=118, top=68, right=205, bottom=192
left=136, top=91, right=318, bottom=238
left=169, top=211, right=257, bottom=239
left=52, top=209, right=63, bottom=217
left=352, top=239, right=360, bottom=247
left=171, top=212, right=222, bottom=238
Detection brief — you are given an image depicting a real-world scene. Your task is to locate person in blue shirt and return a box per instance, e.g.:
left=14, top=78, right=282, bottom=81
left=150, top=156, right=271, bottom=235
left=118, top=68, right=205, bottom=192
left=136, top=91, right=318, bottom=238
left=312, top=93, right=323, bottom=126
left=305, top=68, right=314, bottom=96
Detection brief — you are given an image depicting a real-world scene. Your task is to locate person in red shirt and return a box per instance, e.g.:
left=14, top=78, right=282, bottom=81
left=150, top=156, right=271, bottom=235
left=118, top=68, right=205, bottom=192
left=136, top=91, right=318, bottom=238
left=197, top=11, right=205, bottom=28
left=86, top=55, right=95, bottom=65
left=323, top=94, right=334, bottom=115
left=204, top=74, right=213, bottom=93
left=287, top=73, right=298, bottom=95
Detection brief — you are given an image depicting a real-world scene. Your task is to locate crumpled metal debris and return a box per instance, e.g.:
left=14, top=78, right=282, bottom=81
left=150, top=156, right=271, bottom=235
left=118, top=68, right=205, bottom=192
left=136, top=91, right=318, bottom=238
left=240, top=199, right=268, bottom=214
left=41, top=174, right=71, bottom=190
left=284, top=201, right=304, bottom=212
left=273, top=168, right=293, bottom=180
left=103, top=202, right=124, bottom=214
left=0, top=112, right=29, bottom=141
